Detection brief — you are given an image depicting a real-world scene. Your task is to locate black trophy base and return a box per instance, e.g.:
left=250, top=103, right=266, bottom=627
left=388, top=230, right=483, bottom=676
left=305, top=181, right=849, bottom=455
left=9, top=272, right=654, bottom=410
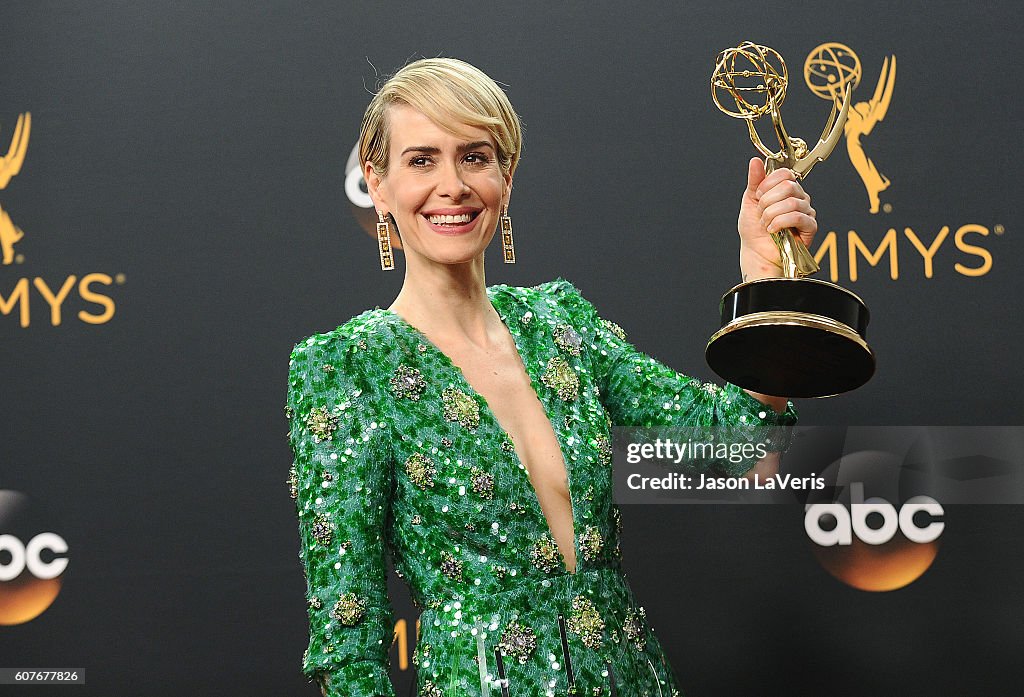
left=705, top=277, right=875, bottom=398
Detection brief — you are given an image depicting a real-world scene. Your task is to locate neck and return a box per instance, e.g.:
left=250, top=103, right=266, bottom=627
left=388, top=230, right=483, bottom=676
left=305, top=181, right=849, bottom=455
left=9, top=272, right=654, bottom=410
left=387, top=257, right=501, bottom=348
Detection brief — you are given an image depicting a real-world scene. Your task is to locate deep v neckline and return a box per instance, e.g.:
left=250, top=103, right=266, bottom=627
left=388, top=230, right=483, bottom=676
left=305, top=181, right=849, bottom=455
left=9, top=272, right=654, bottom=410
left=378, top=286, right=580, bottom=575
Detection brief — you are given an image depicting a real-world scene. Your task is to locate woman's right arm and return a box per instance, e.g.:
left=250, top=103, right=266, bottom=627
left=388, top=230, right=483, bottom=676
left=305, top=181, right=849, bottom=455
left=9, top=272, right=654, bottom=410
left=286, top=331, right=397, bottom=697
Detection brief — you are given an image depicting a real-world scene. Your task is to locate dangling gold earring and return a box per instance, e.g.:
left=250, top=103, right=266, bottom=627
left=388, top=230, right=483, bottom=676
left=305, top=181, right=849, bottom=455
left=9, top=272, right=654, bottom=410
left=500, top=205, right=515, bottom=264
left=377, top=211, right=394, bottom=271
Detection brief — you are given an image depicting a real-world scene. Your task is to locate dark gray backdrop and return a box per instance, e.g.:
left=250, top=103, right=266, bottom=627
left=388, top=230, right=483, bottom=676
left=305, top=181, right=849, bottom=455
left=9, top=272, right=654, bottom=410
left=2, top=1, right=1021, bottom=695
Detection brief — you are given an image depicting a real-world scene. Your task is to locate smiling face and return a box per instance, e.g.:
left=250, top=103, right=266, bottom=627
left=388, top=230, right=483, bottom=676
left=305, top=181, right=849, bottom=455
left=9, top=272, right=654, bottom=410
left=364, top=103, right=512, bottom=269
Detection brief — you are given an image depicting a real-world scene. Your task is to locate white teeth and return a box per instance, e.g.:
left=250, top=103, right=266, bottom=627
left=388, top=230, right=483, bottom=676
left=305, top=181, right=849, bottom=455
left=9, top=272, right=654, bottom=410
left=427, top=213, right=473, bottom=224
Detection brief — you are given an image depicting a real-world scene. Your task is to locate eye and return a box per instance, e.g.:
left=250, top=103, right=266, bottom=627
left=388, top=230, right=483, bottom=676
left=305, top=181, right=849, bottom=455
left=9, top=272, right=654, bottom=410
left=464, top=152, right=492, bottom=165
left=408, top=155, right=433, bottom=168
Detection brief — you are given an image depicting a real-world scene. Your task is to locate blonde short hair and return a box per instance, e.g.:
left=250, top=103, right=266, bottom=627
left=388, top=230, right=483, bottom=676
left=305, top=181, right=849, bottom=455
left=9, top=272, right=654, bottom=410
left=359, top=57, right=522, bottom=179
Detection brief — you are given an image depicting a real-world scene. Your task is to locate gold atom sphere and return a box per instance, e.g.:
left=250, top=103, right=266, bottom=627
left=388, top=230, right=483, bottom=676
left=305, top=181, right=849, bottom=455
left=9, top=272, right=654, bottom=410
left=804, top=42, right=862, bottom=101
left=711, top=41, right=789, bottom=120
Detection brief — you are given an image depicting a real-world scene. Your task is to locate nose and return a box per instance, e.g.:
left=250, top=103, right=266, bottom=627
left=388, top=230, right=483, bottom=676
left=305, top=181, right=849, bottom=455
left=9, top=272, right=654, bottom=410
left=436, top=162, right=470, bottom=200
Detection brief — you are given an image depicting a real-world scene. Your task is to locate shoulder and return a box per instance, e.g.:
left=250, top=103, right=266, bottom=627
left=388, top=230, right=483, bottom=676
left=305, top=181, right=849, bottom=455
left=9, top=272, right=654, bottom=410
left=287, top=308, right=397, bottom=388
left=500, top=276, right=603, bottom=319
left=290, top=308, right=395, bottom=358
left=491, top=276, right=588, bottom=310
left=286, top=313, right=393, bottom=451
left=499, top=276, right=580, bottom=297
left=499, top=277, right=629, bottom=342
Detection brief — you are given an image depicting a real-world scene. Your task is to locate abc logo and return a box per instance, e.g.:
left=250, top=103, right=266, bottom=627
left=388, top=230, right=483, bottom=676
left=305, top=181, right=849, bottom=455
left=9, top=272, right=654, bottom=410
left=0, top=533, right=69, bottom=581
left=805, top=483, right=944, bottom=546
left=0, top=490, right=68, bottom=625
left=806, top=483, right=943, bottom=591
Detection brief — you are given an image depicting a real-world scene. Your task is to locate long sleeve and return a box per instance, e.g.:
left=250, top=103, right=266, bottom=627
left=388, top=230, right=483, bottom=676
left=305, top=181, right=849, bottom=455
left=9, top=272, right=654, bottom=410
left=546, top=278, right=797, bottom=477
left=285, top=332, right=396, bottom=697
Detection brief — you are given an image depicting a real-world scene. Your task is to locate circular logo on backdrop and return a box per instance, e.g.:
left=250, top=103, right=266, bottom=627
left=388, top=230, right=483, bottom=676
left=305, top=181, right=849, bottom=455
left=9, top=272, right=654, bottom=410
left=0, top=490, right=69, bottom=625
left=803, top=450, right=943, bottom=592
left=803, top=42, right=862, bottom=100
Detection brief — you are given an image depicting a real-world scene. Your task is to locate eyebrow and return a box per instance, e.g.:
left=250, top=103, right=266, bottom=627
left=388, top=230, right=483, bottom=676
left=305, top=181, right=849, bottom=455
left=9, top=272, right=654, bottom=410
left=400, top=141, right=495, bottom=156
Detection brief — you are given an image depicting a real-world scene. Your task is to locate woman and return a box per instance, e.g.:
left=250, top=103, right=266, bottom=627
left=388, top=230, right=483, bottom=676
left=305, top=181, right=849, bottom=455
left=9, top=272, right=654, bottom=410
left=285, top=58, right=813, bottom=697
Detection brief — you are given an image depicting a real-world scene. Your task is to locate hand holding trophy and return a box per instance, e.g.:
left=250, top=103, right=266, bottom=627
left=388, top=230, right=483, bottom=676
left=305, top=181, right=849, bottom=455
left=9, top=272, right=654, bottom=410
left=705, top=41, right=875, bottom=398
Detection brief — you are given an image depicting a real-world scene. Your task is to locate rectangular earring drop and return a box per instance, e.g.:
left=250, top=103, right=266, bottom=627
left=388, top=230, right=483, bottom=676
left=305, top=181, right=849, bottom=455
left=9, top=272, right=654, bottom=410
left=500, top=210, right=515, bottom=264
left=377, top=212, right=394, bottom=270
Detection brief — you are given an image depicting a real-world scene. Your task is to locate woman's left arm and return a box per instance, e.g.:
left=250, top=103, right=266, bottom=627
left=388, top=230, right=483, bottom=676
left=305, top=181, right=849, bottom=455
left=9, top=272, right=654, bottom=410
left=547, top=278, right=797, bottom=479
left=543, top=160, right=814, bottom=478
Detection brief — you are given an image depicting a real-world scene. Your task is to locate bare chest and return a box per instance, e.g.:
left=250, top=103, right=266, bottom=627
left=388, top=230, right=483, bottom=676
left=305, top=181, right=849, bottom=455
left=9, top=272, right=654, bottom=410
left=445, top=343, right=570, bottom=502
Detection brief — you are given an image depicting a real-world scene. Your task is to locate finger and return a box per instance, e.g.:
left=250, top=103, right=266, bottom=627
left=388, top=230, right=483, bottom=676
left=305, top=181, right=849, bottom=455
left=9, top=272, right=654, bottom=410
left=765, top=211, right=818, bottom=237
left=756, top=180, right=809, bottom=212
left=760, top=198, right=814, bottom=230
left=745, top=157, right=766, bottom=198
left=754, top=167, right=797, bottom=199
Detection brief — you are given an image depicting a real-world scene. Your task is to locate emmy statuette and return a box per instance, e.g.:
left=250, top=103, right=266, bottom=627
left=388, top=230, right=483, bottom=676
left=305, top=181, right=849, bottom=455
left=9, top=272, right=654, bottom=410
left=706, top=41, right=875, bottom=398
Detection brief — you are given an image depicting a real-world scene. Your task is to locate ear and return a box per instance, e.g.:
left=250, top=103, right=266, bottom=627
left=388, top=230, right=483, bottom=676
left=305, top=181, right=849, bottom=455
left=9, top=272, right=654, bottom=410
left=363, top=161, right=388, bottom=215
left=502, top=174, right=514, bottom=210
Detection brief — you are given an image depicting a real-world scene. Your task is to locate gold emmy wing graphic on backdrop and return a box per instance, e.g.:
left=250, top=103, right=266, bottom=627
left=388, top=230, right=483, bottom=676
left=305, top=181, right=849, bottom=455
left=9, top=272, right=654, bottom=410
left=1, top=112, right=31, bottom=265
left=706, top=42, right=874, bottom=398
left=805, top=43, right=896, bottom=214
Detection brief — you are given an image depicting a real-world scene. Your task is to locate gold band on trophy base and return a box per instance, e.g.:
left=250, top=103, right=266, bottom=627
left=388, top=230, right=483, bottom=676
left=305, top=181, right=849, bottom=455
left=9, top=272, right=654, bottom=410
left=707, top=278, right=875, bottom=398
left=706, top=41, right=875, bottom=398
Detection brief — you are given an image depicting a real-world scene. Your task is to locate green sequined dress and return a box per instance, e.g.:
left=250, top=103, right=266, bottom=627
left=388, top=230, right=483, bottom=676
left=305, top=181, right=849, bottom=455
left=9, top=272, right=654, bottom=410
left=285, top=278, right=797, bottom=697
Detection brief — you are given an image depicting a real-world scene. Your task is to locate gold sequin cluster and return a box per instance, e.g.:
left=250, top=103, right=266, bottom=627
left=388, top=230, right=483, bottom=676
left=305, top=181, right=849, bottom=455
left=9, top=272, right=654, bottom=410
left=286, top=464, right=298, bottom=499
left=330, top=592, right=366, bottom=626
left=412, top=641, right=431, bottom=667
left=553, top=323, right=583, bottom=355
left=442, top=387, right=481, bottom=429
left=530, top=532, right=562, bottom=573
left=470, top=466, right=495, bottom=498
left=404, top=452, right=436, bottom=490
left=390, top=364, right=426, bottom=400
left=311, top=512, right=332, bottom=546
left=579, top=525, right=604, bottom=561
left=594, top=435, right=613, bottom=466
left=541, top=356, right=579, bottom=401
left=303, top=405, right=339, bottom=442
left=622, top=606, right=647, bottom=651
left=498, top=619, right=537, bottom=664
left=567, top=595, right=605, bottom=650
left=419, top=679, right=443, bottom=697
left=601, top=317, right=627, bottom=340
left=439, top=551, right=464, bottom=582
